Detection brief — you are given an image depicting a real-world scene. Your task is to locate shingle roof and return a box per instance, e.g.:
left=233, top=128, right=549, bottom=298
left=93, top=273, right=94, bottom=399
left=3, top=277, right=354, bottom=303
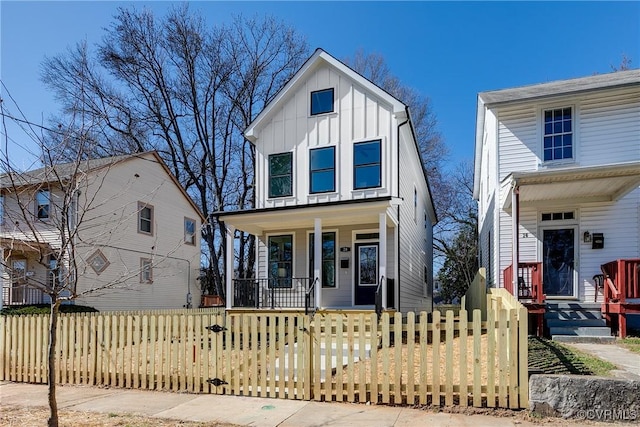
left=479, top=69, right=640, bottom=106
left=1, top=153, right=134, bottom=188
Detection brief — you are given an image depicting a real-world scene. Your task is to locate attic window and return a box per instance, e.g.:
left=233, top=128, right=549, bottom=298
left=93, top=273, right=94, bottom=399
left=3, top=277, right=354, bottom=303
left=310, top=88, right=334, bottom=115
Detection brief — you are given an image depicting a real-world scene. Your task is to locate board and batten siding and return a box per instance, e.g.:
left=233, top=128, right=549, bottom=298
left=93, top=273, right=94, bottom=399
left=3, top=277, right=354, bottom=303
left=75, top=155, right=201, bottom=311
left=253, top=64, right=397, bottom=209
left=397, top=125, right=432, bottom=313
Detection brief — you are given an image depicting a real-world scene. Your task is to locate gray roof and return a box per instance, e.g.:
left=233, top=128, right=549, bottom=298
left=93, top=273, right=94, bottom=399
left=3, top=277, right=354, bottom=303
left=479, top=69, right=640, bottom=106
left=0, top=154, right=133, bottom=188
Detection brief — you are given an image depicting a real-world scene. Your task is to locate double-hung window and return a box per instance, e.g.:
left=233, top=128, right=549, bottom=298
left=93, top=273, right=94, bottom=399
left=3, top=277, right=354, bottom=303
left=268, top=235, right=293, bottom=288
left=310, top=88, right=334, bottom=115
left=269, top=153, right=293, bottom=198
left=36, top=189, right=50, bottom=219
left=140, top=258, right=153, bottom=283
left=138, top=202, right=154, bottom=235
left=543, top=107, right=573, bottom=162
left=353, top=140, right=381, bottom=189
left=309, top=232, right=336, bottom=288
left=310, top=147, right=335, bottom=193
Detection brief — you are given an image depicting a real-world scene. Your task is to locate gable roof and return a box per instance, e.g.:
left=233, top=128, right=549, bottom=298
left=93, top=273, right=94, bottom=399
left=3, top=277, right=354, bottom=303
left=244, top=48, right=408, bottom=143
left=473, top=69, right=640, bottom=198
left=478, top=68, right=640, bottom=107
left=1, top=151, right=205, bottom=221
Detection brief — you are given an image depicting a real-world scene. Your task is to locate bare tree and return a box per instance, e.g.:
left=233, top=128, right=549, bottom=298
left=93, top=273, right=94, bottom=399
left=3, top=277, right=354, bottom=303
left=1, top=93, right=187, bottom=426
left=433, top=161, right=478, bottom=302
left=343, top=49, right=448, bottom=213
left=40, top=5, right=310, bottom=294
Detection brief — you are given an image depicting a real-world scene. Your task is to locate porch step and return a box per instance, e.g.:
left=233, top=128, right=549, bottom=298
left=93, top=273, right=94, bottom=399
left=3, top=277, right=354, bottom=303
left=545, top=302, right=613, bottom=343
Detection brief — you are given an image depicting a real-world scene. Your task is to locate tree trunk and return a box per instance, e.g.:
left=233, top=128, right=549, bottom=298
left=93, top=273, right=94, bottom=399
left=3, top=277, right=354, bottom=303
left=47, top=299, right=60, bottom=427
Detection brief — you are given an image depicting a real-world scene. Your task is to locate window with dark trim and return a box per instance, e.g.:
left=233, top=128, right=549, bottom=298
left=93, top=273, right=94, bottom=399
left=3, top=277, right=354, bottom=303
left=140, top=258, right=153, bottom=283
left=268, top=234, right=293, bottom=288
left=87, top=249, right=110, bottom=275
left=269, top=153, right=293, bottom=198
left=309, top=232, right=336, bottom=288
left=310, top=146, right=335, bottom=193
left=184, top=217, right=196, bottom=245
left=138, top=202, right=154, bottom=235
left=543, top=107, right=573, bottom=161
left=310, top=88, right=334, bottom=115
left=353, top=140, right=381, bottom=189
left=36, top=189, right=50, bottom=219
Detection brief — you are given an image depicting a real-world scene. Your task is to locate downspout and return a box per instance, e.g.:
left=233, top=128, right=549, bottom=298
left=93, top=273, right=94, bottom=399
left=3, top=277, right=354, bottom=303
left=396, top=108, right=411, bottom=312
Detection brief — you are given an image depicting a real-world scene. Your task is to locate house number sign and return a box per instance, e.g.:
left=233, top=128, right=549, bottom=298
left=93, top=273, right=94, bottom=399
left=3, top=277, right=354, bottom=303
left=340, top=247, right=351, bottom=252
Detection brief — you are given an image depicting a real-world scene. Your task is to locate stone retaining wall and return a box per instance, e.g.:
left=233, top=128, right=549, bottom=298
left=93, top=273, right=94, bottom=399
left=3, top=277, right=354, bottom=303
left=530, top=374, right=640, bottom=423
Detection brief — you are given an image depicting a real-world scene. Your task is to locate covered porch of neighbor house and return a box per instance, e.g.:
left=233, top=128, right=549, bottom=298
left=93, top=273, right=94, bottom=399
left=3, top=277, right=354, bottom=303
left=217, top=197, right=401, bottom=315
left=501, top=162, right=640, bottom=337
left=1, top=238, right=55, bottom=307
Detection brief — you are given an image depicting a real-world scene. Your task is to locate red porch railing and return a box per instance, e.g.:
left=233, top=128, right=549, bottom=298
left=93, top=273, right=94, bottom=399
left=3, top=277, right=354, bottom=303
left=600, top=259, right=640, bottom=304
left=503, top=262, right=544, bottom=304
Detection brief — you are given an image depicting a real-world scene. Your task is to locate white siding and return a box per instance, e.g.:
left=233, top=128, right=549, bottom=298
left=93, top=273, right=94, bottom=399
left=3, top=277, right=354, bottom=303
left=497, top=106, right=537, bottom=182
left=254, top=64, right=395, bottom=209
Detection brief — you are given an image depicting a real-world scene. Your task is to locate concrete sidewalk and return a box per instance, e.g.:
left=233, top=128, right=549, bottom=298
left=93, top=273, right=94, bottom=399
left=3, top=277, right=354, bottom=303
left=565, top=342, right=640, bottom=380
left=0, top=381, right=545, bottom=427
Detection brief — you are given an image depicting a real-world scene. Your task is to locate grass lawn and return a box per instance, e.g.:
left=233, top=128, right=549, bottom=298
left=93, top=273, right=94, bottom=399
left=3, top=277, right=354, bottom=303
left=620, top=336, right=640, bottom=354
left=528, top=337, right=616, bottom=376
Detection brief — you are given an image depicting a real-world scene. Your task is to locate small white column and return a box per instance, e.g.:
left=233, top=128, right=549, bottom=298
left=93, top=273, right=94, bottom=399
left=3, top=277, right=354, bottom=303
left=225, top=224, right=235, bottom=310
left=379, top=212, right=387, bottom=309
left=511, top=186, right=520, bottom=290
left=314, top=218, right=322, bottom=309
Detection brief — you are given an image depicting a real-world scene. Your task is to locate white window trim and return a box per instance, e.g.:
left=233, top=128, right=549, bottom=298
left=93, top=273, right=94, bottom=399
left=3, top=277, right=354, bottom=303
left=140, top=258, right=153, bottom=284
left=184, top=217, right=197, bottom=246
left=538, top=104, right=579, bottom=168
left=308, top=86, right=337, bottom=118
left=307, top=229, right=339, bottom=289
left=265, top=231, right=296, bottom=280
left=137, top=202, right=154, bottom=236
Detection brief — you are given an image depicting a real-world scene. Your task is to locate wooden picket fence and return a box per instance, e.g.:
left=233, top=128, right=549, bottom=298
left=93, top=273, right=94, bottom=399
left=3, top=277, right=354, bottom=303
left=0, top=304, right=528, bottom=408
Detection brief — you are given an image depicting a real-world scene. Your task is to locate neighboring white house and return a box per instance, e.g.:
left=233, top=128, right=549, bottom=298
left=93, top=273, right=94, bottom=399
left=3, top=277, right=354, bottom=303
left=474, top=69, right=640, bottom=337
left=218, top=48, right=437, bottom=313
left=1, top=151, right=204, bottom=311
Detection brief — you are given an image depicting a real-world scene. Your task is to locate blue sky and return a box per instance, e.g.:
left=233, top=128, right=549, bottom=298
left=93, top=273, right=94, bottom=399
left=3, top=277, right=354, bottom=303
left=1, top=1, right=639, bottom=171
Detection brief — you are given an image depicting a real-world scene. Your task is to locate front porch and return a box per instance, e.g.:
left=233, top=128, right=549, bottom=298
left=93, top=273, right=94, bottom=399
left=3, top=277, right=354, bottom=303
left=504, top=259, right=640, bottom=338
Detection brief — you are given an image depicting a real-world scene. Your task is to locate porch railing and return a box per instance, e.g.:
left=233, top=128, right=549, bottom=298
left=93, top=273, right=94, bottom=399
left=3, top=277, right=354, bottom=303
left=601, top=259, right=640, bottom=304
left=305, top=277, right=317, bottom=315
left=375, top=275, right=384, bottom=320
left=2, top=285, right=48, bottom=306
left=233, top=277, right=314, bottom=309
left=503, top=262, right=544, bottom=304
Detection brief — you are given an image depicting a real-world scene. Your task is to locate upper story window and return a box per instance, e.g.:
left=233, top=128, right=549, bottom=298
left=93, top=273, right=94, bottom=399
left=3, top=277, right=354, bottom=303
left=353, top=140, right=381, bottom=190
left=310, top=146, right=335, bottom=193
left=269, top=152, right=293, bottom=198
left=36, top=189, right=50, bottom=219
left=310, top=88, right=334, bottom=115
left=543, top=107, right=573, bottom=162
left=184, top=217, right=196, bottom=245
left=138, top=202, right=154, bottom=235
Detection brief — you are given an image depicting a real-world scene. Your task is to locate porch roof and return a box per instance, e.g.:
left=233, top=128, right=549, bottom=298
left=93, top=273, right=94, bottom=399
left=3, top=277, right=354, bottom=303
left=501, top=161, right=640, bottom=211
left=216, top=196, right=401, bottom=235
left=0, top=237, right=54, bottom=255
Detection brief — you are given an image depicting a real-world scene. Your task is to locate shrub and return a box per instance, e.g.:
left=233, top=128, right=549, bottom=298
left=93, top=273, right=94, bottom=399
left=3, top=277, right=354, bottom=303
left=0, top=304, right=99, bottom=315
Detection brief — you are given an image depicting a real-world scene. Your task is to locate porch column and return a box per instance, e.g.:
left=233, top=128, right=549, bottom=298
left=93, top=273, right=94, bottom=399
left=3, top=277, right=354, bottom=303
left=0, top=248, right=3, bottom=311
left=511, top=185, right=520, bottom=290
left=314, top=218, right=322, bottom=308
left=379, top=212, right=387, bottom=309
left=225, top=224, right=235, bottom=310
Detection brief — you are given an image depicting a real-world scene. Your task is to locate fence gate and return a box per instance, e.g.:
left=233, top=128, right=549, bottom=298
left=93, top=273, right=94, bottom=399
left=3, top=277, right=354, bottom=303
left=205, top=312, right=312, bottom=400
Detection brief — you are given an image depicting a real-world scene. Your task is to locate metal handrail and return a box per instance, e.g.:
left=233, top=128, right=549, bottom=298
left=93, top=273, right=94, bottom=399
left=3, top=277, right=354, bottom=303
left=305, top=277, right=318, bottom=315
left=375, top=275, right=384, bottom=321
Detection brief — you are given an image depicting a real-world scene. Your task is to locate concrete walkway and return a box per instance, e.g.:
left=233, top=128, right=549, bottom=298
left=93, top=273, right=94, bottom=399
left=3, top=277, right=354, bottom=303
left=565, top=342, right=640, bottom=380
left=0, top=382, right=548, bottom=427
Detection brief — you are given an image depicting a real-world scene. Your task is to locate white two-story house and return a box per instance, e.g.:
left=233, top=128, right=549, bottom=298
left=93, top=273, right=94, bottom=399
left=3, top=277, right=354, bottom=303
left=218, top=49, right=437, bottom=314
left=474, top=69, right=640, bottom=338
left=1, top=151, right=204, bottom=311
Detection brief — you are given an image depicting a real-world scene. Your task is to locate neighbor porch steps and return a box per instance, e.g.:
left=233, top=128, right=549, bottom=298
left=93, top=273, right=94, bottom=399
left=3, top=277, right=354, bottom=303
left=545, top=302, right=615, bottom=343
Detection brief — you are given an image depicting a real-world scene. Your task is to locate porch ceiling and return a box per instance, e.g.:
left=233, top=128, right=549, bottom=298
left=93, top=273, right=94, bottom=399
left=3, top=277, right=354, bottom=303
left=0, top=237, right=53, bottom=255
left=502, top=161, right=640, bottom=210
left=217, top=197, right=400, bottom=235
